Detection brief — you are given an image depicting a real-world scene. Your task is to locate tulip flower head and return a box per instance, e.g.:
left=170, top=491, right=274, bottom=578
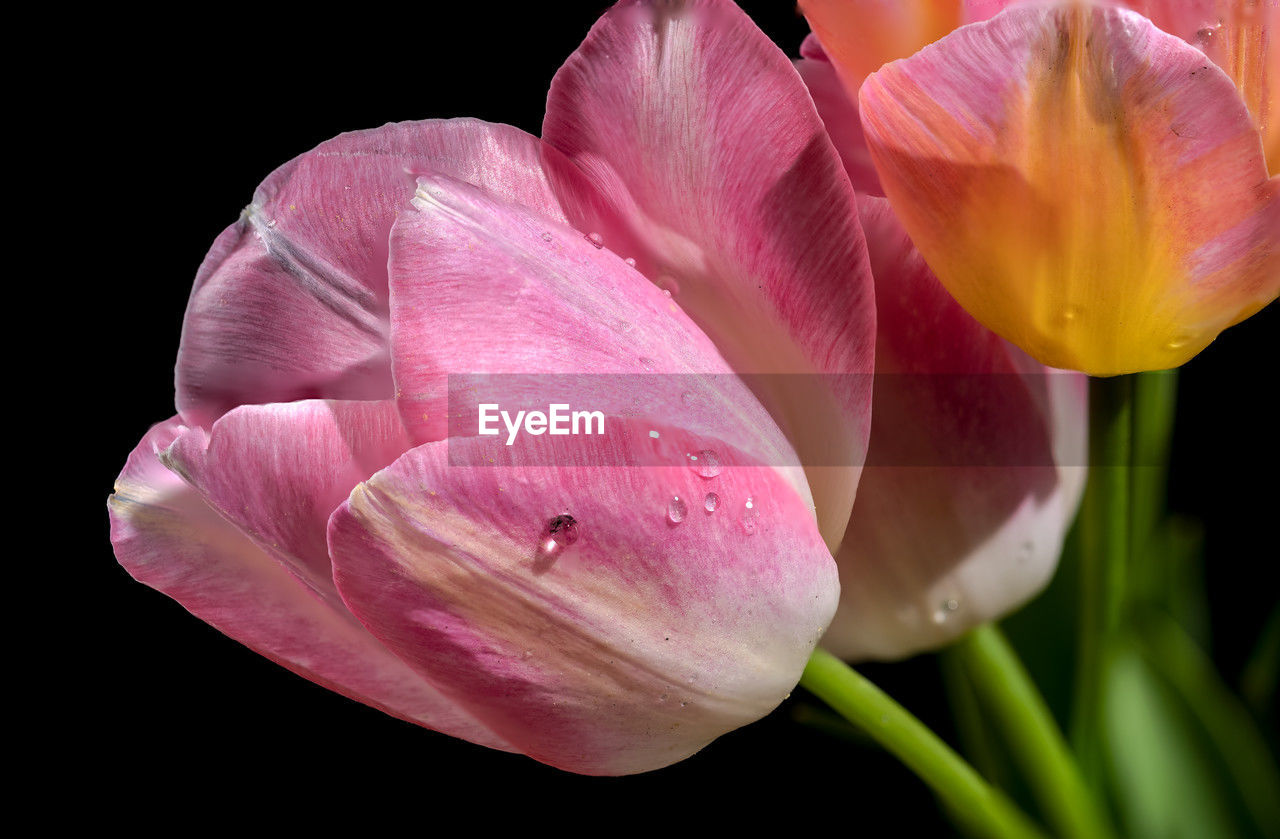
left=109, top=0, right=879, bottom=774
left=801, top=0, right=1279, bottom=375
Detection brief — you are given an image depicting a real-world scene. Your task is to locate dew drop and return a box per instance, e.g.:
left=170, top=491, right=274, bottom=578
left=932, top=598, right=959, bottom=625
left=1060, top=305, right=1080, bottom=323
left=688, top=449, right=721, bottom=478
left=639, top=357, right=656, bottom=371
left=704, top=492, right=720, bottom=513
left=1166, top=333, right=1193, bottom=350
left=543, top=514, right=579, bottom=550
left=265, top=218, right=278, bottom=229
left=656, top=275, right=681, bottom=297
left=541, top=231, right=553, bottom=243
left=624, top=257, right=637, bottom=268
left=667, top=495, right=688, bottom=524
left=741, top=496, right=760, bottom=535
left=586, top=231, right=605, bottom=249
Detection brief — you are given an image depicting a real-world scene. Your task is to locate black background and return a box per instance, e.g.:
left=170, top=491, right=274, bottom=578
left=75, top=1, right=1275, bottom=831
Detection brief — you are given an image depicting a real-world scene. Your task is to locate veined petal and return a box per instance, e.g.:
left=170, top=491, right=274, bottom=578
left=177, top=119, right=569, bottom=426
left=542, top=0, right=876, bottom=549
left=328, top=422, right=838, bottom=775
left=796, top=37, right=885, bottom=195
left=860, top=3, right=1280, bottom=375
left=108, top=418, right=509, bottom=750
left=388, top=174, right=812, bottom=511
left=1122, top=0, right=1278, bottom=174
left=823, top=198, right=1088, bottom=660
left=161, top=400, right=412, bottom=608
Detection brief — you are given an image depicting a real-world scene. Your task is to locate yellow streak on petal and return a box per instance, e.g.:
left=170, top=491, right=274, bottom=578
left=870, top=7, right=1276, bottom=374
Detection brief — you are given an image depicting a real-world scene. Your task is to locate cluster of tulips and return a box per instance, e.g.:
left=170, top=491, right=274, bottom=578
left=110, top=1, right=1276, bottom=835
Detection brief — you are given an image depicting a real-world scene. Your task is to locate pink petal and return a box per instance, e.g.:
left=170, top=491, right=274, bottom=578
left=795, top=37, right=885, bottom=196
left=177, top=119, right=570, bottom=426
left=388, top=174, right=813, bottom=509
left=542, top=0, right=876, bottom=548
left=1120, top=0, right=1278, bottom=173
left=109, top=418, right=509, bottom=749
left=822, top=198, right=1087, bottom=659
left=328, top=420, right=838, bottom=775
left=161, top=399, right=412, bottom=608
left=858, top=2, right=1280, bottom=374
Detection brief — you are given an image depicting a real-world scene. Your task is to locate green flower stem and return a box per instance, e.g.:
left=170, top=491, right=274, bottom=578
left=1072, top=374, right=1134, bottom=781
left=955, top=625, right=1115, bottom=839
left=1130, top=370, right=1178, bottom=599
left=800, top=649, right=1046, bottom=839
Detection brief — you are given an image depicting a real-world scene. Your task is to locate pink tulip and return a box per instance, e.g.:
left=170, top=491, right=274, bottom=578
left=795, top=9, right=1091, bottom=659
left=109, top=0, right=876, bottom=774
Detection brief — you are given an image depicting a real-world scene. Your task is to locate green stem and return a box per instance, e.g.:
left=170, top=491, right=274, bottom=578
left=1072, top=374, right=1133, bottom=782
left=800, top=649, right=1046, bottom=839
left=956, top=625, right=1115, bottom=839
left=1130, top=370, right=1178, bottom=601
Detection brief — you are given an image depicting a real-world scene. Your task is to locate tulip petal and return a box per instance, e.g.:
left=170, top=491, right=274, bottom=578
left=542, top=0, right=876, bottom=548
left=328, top=421, right=838, bottom=775
left=822, top=198, right=1087, bottom=660
left=799, top=0, right=966, bottom=90
left=860, top=3, right=1280, bottom=374
left=177, top=119, right=570, bottom=426
left=109, top=418, right=509, bottom=749
left=161, top=400, right=412, bottom=608
left=1121, top=0, right=1278, bottom=174
left=796, top=36, right=885, bottom=195
left=387, top=174, right=813, bottom=510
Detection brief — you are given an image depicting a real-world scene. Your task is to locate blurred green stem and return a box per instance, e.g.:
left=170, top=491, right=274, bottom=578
left=956, top=625, right=1115, bottom=839
left=800, top=649, right=1046, bottom=839
left=1072, top=374, right=1133, bottom=781
left=1130, top=370, right=1178, bottom=599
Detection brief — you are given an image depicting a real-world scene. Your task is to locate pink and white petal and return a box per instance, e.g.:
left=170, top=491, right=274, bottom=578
left=161, top=400, right=412, bottom=607
left=796, top=41, right=885, bottom=195
left=822, top=198, right=1087, bottom=659
left=177, top=119, right=570, bottom=426
left=388, top=174, right=813, bottom=512
left=109, top=418, right=509, bottom=750
left=328, top=420, right=838, bottom=775
left=859, top=3, right=1280, bottom=375
left=543, top=0, right=875, bottom=548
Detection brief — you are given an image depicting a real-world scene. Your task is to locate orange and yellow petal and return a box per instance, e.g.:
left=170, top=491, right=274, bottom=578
left=799, top=0, right=966, bottom=91
left=859, top=3, right=1279, bottom=375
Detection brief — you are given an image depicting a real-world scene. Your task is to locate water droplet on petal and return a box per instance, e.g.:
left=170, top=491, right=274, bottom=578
left=932, top=598, right=959, bottom=624
left=1166, top=333, right=1194, bottom=350
left=543, top=514, right=579, bottom=551
left=266, top=218, right=278, bottom=229
left=639, top=357, right=656, bottom=371
left=648, top=429, right=660, bottom=439
left=586, top=231, right=605, bottom=249
left=704, top=492, right=720, bottom=513
left=688, top=449, right=721, bottom=478
left=741, top=496, right=760, bottom=534
left=541, top=231, right=553, bottom=242
left=667, top=495, right=688, bottom=523
left=1060, top=305, right=1080, bottom=323
left=624, top=257, right=637, bottom=268
left=656, top=274, right=681, bottom=297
